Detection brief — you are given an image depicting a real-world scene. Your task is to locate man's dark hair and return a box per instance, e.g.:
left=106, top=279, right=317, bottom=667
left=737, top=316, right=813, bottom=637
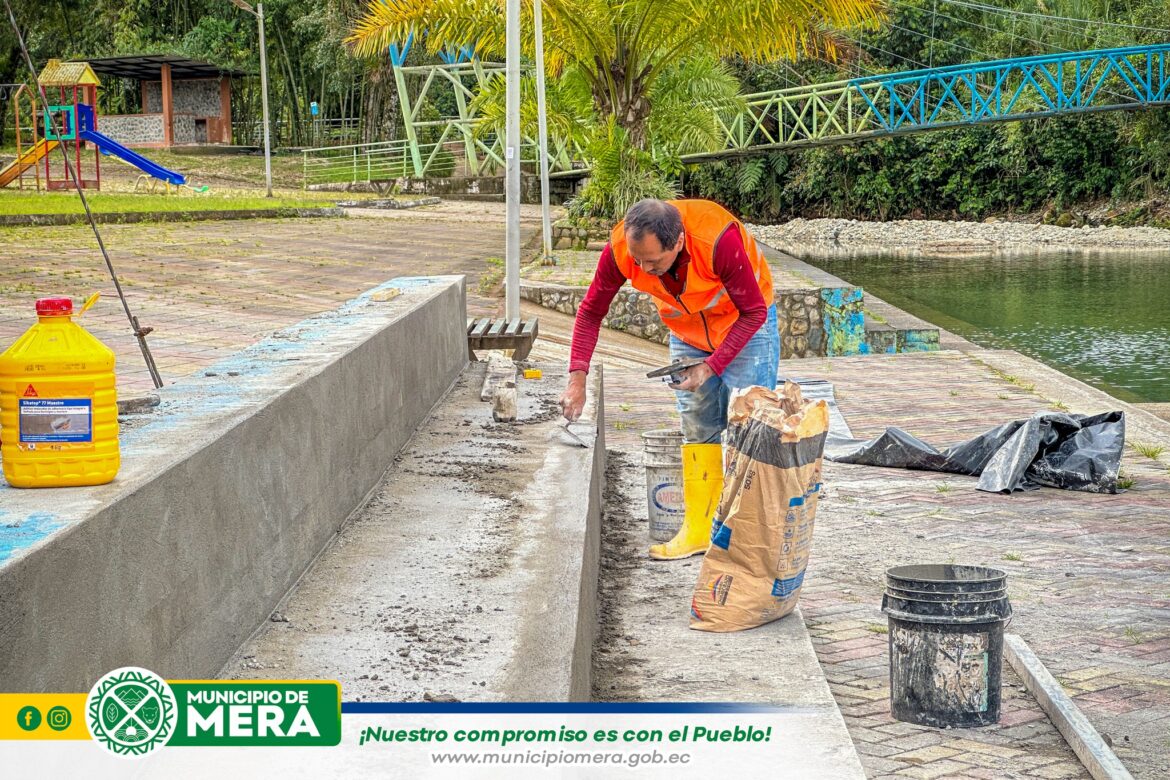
left=624, top=199, right=682, bottom=249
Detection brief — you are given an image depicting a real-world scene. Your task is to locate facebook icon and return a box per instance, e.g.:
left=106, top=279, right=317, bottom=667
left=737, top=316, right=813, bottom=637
left=17, top=705, right=41, bottom=731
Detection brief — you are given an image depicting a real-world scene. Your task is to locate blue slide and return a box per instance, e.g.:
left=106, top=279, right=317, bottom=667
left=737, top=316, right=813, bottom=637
left=79, top=129, right=187, bottom=186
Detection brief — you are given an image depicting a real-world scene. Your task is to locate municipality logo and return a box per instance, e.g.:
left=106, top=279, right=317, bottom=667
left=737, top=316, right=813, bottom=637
left=86, top=667, right=177, bottom=757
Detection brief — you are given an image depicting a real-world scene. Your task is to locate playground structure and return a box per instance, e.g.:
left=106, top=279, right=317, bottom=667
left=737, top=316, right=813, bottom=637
left=0, top=59, right=190, bottom=192
left=301, top=42, right=1170, bottom=187
left=0, top=61, right=102, bottom=191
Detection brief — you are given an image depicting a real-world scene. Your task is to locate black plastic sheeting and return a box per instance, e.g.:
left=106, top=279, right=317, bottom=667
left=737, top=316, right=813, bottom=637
left=824, top=411, right=1126, bottom=494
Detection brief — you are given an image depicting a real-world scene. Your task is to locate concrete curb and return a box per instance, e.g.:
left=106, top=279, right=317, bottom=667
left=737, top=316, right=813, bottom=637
left=1005, top=634, right=1135, bottom=780
left=337, top=197, right=441, bottom=210
left=0, top=276, right=467, bottom=691
left=503, top=366, right=606, bottom=701
left=0, top=207, right=345, bottom=228
left=572, top=365, right=605, bottom=700
left=969, top=348, right=1170, bottom=448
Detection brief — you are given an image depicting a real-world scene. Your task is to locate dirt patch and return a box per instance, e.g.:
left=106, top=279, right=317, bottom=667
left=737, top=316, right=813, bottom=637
left=593, top=449, right=704, bottom=700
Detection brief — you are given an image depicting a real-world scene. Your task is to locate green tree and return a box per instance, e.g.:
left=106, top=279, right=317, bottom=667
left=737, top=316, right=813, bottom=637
left=347, top=0, right=883, bottom=150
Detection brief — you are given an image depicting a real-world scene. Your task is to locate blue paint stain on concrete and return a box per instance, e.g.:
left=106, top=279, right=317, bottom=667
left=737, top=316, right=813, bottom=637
left=822, top=287, right=866, bottom=356
left=0, top=511, right=65, bottom=563
left=116, top=276, right=452, bottom=448
left=1, top=276, right=454, bottom=566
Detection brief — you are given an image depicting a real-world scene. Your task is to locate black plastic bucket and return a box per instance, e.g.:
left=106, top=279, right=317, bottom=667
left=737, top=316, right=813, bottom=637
left=882, top=564, right=1011, bottom=728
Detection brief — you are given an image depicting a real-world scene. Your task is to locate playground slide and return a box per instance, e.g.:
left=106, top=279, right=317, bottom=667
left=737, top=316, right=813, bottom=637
left=78, top=129, right=186, bottom=186
left=0, top=139, right=59, bottom=188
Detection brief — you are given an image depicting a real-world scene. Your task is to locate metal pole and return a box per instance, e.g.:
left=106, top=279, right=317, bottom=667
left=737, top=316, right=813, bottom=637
left=258, top=3, right=274, bottom=197
left=391, top=62, right=425, bottom=177
left=504, top=0, right=521, bottom=320
left=533, top=0, right=553, bottom=263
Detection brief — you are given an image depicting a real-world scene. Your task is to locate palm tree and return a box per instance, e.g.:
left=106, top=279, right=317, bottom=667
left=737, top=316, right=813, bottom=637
left=348, top=0, right=884, bottom=151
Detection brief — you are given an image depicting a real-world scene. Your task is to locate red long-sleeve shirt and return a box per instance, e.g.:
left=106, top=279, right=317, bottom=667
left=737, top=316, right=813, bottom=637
left=569, top=228, right=768, bottom=376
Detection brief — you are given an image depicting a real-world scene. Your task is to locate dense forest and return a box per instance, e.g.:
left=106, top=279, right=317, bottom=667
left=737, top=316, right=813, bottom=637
left=2, top=0, right=1169, bottom=221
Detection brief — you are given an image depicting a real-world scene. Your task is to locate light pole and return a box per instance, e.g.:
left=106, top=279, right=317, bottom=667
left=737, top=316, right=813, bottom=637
left=533, top=0, right=553, bottom=264
left=230, top=0, right=273, bottom=197
left=505, top=0, right=521, bottom=320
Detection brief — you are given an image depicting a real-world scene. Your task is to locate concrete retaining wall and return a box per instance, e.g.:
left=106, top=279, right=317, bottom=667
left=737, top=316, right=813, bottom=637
left=311, top=174, right=579, bottom=204
left=0, top=276, right=468, bottom=692
left=0, top=208, right=345, bottom=228
left=518, top=279, right=866, bottom=359
left=520, top=281, right=671, bottom=345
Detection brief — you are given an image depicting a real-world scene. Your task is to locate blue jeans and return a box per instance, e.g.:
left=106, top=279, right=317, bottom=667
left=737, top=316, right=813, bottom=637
left=670, top=305, right=779, bottom=444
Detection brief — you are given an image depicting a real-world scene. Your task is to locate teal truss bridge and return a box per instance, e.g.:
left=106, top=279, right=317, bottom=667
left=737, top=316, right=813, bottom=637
left=302, top=43, right=1170, bottom=186
left=704, top=43, right=1170, bottom=161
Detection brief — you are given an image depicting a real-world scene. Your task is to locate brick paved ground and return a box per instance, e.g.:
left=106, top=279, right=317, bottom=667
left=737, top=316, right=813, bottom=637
left=0, top=202, right=540, bottom=396
left=530, top=306, right=1170, bottom=779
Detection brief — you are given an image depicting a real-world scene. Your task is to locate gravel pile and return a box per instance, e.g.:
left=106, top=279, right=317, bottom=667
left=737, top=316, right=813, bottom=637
left=749, top=217, right=1170, bottom=256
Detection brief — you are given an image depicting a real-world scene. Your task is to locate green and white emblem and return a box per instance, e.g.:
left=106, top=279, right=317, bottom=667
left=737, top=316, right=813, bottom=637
left=86, top=667, right=177, bottom=757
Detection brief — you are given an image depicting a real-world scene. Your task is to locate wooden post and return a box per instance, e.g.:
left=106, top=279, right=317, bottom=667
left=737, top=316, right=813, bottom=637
left=72, top=86, right=80, bottom=185
left=219, top=77, right=233, bottom=143
left=161, top=63, right=174, bottom=146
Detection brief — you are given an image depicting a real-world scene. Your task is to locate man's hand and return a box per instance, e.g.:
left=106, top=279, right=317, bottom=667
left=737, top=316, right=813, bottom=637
left=669, top=361, right=715, bottom=392
left=560, top=370, right=588, bottom=421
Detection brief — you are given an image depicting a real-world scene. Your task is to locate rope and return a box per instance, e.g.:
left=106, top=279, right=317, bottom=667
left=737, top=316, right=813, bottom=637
left=2, top=0, right=163, bottom=389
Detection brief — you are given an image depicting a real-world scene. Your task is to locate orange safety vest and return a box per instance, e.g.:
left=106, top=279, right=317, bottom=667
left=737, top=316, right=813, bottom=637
left=610, top=199, right=774, bottom=353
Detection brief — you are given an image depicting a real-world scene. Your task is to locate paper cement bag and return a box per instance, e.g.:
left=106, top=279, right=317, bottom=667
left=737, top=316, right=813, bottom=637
left=690, top=382, right=829, bottom=632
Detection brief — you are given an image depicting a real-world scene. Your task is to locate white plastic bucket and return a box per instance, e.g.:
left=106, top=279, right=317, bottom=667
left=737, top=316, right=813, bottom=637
left=642, top=429, right=684, bottom=541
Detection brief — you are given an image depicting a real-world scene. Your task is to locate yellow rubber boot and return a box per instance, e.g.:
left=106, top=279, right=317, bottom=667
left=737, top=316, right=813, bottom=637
left=649, top=443, right=724, bottom=560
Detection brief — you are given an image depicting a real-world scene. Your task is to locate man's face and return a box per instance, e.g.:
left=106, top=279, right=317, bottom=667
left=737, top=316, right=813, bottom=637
left=626, top=230, right=684, bottom=276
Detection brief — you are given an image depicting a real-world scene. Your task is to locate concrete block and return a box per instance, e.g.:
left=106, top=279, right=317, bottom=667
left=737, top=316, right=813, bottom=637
left=0, top=276, right=468, bottom=692
left=896, top=327, right=942, bottom=353
left=1005, top=634, right=1134, bottom=780
left=220, top=364, right=606, bottom=702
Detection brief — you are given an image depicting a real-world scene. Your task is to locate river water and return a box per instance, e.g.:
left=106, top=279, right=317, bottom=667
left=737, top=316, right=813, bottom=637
left=805, top=252, right=1170, bottom=403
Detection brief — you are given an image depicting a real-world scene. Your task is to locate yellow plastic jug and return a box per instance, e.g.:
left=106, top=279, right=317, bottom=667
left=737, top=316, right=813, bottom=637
left=0, top=295, right=119, bottom=488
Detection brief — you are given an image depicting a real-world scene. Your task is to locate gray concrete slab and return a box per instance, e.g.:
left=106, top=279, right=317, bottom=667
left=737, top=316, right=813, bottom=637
left=222, top=362, right=606, bottom=703
left=0, top=276, right=468, bottom=692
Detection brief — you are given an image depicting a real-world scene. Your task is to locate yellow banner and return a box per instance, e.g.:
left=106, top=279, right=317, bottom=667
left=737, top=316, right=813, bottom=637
left=0, top=693, right=88, bottom=740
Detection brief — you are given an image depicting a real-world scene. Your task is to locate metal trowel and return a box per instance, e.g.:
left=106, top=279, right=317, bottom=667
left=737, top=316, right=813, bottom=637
left=558, top=420, right=589, bottom=448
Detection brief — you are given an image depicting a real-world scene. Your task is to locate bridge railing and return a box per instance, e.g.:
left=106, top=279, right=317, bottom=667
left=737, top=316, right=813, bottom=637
left=705, top=43, right=1170, bottom=158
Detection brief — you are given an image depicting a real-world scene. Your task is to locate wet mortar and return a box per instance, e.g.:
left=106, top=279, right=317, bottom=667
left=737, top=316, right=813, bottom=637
left=221, top=363, right=574, bottom=700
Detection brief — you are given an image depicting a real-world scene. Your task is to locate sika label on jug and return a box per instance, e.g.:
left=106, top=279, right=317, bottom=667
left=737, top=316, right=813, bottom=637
left=0, top=295, right=119, bottom=488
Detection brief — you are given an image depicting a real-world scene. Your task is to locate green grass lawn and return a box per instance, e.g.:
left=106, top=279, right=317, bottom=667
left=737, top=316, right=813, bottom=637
left=147, top=149, right=307, bottom=189
left=0, top=190, right=338, bottom=216
left=1, top=142, right=307, bottom=190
